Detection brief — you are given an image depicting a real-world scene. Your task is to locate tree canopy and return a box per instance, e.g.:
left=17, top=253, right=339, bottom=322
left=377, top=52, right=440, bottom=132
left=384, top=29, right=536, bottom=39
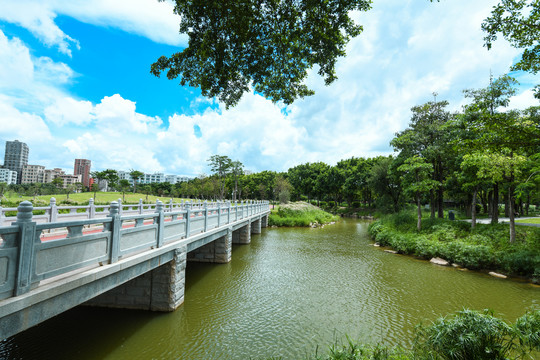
left=481, top=0, right=540, bottom=97
left=152, top=0, right=372, bottom=108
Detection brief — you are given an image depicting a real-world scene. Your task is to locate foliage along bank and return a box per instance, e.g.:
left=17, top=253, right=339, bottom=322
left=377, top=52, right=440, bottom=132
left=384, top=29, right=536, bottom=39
left=368, top=212, right=540, bottom=283
left=300, top=308, right=540, bottom=360
left=268, top=202, right=340, bottom=227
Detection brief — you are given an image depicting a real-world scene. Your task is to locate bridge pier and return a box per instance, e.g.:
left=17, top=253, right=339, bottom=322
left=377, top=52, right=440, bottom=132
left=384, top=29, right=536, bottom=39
left=261, top=214, right=268, bottom=228
left=85, top=247, right=187, bottom=312
left=251, top=218, right=262, bottom=234
left=232, top=223, right=251, bottom=244
left=187, top=228, right=232, bottom=263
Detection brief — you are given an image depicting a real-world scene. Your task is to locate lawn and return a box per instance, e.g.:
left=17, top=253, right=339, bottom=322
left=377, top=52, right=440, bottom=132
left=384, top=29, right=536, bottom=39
left=1, top=191, right=185, bottom=207
left=516, top=217, right=540, bottom=224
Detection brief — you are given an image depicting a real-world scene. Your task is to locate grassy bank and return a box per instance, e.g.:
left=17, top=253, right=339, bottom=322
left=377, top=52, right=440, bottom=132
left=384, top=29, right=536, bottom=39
left=269, top=202, right=340, bottom=227
left=368, top=212, right=540, bottom=282
left=1, top=191, right=186, bottom=207
left=266, top=309, right=540, bottom=360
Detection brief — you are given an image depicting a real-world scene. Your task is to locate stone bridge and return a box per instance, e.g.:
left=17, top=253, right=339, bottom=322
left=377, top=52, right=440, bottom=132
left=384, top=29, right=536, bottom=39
left=0, top=199, right=270, bottom=339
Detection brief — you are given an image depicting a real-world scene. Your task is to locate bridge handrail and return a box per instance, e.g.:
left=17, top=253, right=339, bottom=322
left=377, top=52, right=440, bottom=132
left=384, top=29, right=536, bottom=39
left=0, top=199, right=270, bottom=301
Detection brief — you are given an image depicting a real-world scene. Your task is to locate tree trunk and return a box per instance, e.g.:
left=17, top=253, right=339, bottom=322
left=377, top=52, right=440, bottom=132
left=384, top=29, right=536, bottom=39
left=504, top=190, right=510, bottom=217
left=437, top=185, right=444, bottom=219
left=417, top=194, right=422, bottom=232
left=430, top=189, right=435, bottom=219
left=526, top=193, right=530, bottom=216
left=471, top=189, right=477, bottom=229
left=508, top=189, right=516, bottom=243
left=488, top=190, right=493, bottom=217
left=465, top=193, right=472, bottom=217
left=492, top=183, right=499, bottom=225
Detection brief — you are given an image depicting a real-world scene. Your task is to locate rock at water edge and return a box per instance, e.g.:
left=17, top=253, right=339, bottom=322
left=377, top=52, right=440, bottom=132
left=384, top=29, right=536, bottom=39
left=430, top=257, right=449, bottom=266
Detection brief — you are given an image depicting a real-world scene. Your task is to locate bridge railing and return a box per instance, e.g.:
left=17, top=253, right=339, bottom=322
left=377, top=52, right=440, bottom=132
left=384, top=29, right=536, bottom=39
left=0, top=198, right=265, bottom=227
left=0, top=199, right=270, bottom=301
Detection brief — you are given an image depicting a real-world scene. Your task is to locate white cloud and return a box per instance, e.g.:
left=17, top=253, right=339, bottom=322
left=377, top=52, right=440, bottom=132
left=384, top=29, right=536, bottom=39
left=508, top=89, right=539, bottom=110
left=0, top=0, right=184, bottom=56
left=44, top=97, right=94, bottom=126
left=0, top=1, right=79, bottom=56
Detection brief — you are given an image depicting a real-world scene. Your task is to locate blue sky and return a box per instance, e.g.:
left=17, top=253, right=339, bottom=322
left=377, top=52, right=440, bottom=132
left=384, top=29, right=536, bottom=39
left=0, top=0, right=538, bottom=177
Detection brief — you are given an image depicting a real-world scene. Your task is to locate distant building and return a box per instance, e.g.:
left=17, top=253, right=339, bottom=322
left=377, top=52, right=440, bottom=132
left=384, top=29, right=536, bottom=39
left=43, top=168, right=65, bottom=183
left=4, top=140, right=29, bottom=184
left=165, top=175, right=191, bottom=184
left=142, top=173, right=165, bottom=184
left=74, top=159, right=92, bottom=188
left=0, top=168, right=17, bottom=185
left=21, top=164, right=45, bottom=184
left=58, top=174, right=82, bottom=189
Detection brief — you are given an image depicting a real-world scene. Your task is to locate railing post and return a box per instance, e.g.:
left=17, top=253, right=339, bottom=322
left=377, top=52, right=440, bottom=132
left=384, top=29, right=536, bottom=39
left=117, top=198, right=122, bottom=216
left=108, top=201, right=121, bottom=263
left=14, top=201, right=37, bottom=296
left=0, top=204, right=4, bottom=227
left=203, top=201, right=208, bottom=232
left=89, top=198, right=96, bottom=219
left=235, top=200, right=238, bottom=221
left=217, top=201, right=221, bottom=227
left=226, top=201, right=231, bottom=224
left=156, top=200, right=164, bottom=248
left=185, top=201, right=191, bottom=237
left=49, top=197, right=57, bottom=223
left=169, top=198, right=173, bottom=212
left=139, top=198, right=144, bottom=214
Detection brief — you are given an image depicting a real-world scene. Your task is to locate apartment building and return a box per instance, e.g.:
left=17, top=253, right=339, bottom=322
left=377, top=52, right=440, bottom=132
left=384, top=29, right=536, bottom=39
left=0, top=168, right=17, bottom=185
left=21, top=164, right=45, bottom=184
left=4, top=140, right=29, bottom=184
left=74, top=159, right=91, bottom=188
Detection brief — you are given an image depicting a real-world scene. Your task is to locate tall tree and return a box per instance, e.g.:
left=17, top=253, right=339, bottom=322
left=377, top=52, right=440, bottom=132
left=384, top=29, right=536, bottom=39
left=119, top=179, right=131, bottom=202
left=129, top=169, right=144, bottom=193
left=459, top=75, right=540, bottom=242
left=368, top=156, right=403, bottom=212
left=398, top=156, right=438, bottom=231
left=152, top=0, right=372, bottom=107
left=102, top=169, right=119, bottom=192
left=229, top=161, right=244, bottom=201
left=208, top=155, right=233, bottom=200
left=391, top=97, right=454, bottom=218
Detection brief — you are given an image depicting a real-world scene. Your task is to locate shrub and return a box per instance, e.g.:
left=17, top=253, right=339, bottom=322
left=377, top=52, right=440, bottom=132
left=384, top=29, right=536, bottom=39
left=499, top=250, right=540, bottom=276
left=417, top=309, right=516, bottom=360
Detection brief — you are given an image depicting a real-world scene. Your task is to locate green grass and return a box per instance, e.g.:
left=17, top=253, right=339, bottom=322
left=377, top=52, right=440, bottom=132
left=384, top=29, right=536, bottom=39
left=368, top=211, right=540, bottom=281
left=516, top=217, right=540, bottom=224
left=269, top=205, right=340, bottom=227
left=1, top=191, right=185, bottom=207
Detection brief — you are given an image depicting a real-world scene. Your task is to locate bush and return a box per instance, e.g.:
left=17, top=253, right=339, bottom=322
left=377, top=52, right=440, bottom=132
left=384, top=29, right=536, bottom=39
left=368, top=212, right=540, bottom=279
left=269, top=204, right=339, bottom=227
left=417, top=309, right=517, bottom=360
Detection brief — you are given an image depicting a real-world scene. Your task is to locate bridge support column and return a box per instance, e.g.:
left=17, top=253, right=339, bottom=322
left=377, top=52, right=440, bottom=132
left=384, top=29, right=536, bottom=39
left=251, top=218, right=261, bottom=234
left=187, top=228, right=232, bottom=263
left=232, top=223, right=251, bottom=244
left=85, top=247, right=187, bottom=312
left=261, top=214, right=268, bottom=228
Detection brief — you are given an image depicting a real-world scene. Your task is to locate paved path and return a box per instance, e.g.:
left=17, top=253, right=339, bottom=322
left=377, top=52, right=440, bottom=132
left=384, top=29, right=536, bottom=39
left=465, top=217, right=540, bottom=227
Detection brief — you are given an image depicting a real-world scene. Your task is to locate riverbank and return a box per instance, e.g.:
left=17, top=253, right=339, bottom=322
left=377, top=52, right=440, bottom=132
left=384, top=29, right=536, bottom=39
left=269, top=202, right=340, bottom=227
left=300, top=308, right=540, bottom=360
left=368, top=212, right=540, bottom=283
